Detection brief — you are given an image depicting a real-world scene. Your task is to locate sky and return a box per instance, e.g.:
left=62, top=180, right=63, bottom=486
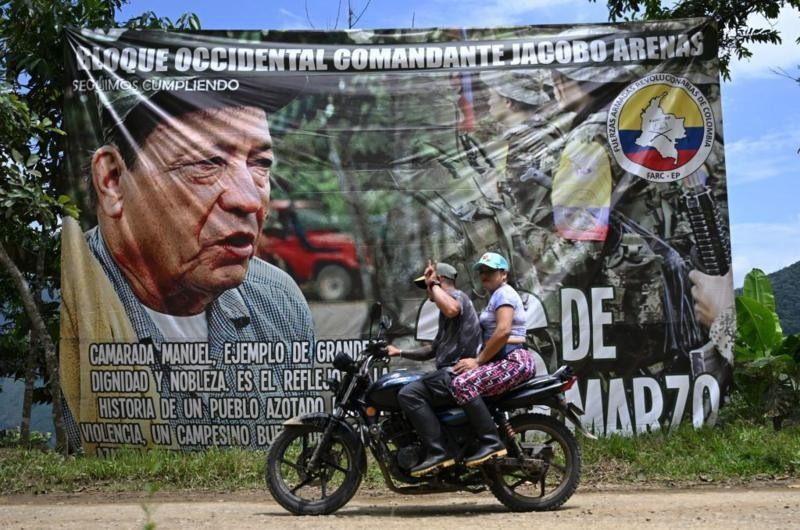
left=119, top=0, right=800, bottom=287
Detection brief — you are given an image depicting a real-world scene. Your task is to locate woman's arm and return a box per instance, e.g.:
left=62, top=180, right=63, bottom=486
left=477, top=305, right=513, bottom=364
left=453, top=305, right=513, bottom=374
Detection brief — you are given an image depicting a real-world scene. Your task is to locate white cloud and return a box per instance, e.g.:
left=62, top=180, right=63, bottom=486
left=731, top=217, right=800, bottom=287
left=277, top=7, right=313, bottom=30
left=725, top=128, right=800, bottom=186
left=728, top=6, right=800, bottom=80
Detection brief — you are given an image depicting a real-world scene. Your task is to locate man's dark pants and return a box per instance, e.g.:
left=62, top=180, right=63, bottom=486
left=397, top=368, right=457, bottom=461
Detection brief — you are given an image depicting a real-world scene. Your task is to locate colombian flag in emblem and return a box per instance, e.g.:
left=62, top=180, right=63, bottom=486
left=618, top=84, right=704, bottom=171
left=608, top=75, right=714, bottom=182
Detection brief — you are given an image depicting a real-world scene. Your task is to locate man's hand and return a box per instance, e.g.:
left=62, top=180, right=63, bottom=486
left=453, top=358, right=478, bottom=374
left=689, top=270, right=734, bottom=329
left=424, top=259, right=438, bottom=287
left=386, top=345, right=402, bottom=357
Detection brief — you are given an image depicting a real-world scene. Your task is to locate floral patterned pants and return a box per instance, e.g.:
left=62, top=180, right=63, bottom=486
left=451, top=348, right=536, bottom=405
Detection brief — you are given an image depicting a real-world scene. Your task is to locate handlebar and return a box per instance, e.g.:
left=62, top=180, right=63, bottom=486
left=349, top=339, right=390, bottom=378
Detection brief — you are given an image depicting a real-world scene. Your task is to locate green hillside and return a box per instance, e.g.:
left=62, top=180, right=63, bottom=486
left=768, top=261, right=800, bottom=335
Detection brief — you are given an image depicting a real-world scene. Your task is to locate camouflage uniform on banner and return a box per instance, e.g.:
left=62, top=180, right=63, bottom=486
left=383, top=75, right=525, bottom=311
left=477, top=70, right=577, bottom=314
left=378, top=163, right=469, bottom=331
left=551, top=63, right=705, bottom=375
left=426, top=160, right=515, bottom=298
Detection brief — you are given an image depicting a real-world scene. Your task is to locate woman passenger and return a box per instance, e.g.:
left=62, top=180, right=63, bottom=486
left=451, top=252, right=536, bottom=466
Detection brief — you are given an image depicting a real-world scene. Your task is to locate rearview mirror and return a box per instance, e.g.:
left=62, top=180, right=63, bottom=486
left=369, top=302, right=383, bottom=322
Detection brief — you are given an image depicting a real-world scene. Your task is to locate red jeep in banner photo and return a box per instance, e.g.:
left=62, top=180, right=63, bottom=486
left=258, top=200, right=363, bottom=301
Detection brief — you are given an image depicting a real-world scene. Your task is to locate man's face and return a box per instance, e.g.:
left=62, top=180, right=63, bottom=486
left=118, top=105, right=272, bottom=299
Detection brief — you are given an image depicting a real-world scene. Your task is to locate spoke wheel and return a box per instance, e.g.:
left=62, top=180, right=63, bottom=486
left=487, top=414, right=581, bottom=512
left=266, top=424, right=362, bottom=515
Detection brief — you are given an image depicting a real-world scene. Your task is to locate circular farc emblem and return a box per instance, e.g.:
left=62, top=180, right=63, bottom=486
left=607, top=74, right=714, bottom=182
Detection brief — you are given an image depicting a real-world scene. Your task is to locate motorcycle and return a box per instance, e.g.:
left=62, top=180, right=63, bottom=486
left=266, top=303, right=594, bottom=515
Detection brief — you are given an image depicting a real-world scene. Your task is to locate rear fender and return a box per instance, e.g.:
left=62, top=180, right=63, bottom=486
left=564, top=402, right=598, bottom=440
left=530, top=397, right=597, bottom=440
left=281, top=413, right=368, bottom=474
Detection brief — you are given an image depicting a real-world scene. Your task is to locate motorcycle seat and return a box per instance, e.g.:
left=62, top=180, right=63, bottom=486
left=484, top=365, right=572, bottom=406
left=434, top=366, right=571, bottom=422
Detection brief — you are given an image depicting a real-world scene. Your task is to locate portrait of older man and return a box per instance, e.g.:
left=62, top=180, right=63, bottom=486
left=59, top=83, right=315, bottom=453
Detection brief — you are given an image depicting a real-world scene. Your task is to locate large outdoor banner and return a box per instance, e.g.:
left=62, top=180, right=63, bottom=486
left=62, top=19, right=734, bottom=454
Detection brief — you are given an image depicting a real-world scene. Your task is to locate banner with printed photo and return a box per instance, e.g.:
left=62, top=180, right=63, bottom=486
left=62, top=18, right=733, bottom=454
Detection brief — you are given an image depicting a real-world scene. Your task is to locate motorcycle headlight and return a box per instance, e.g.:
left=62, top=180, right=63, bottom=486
left=333, top=352, right=355, bottom=373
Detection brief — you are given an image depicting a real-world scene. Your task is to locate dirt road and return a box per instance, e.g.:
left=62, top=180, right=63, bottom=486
left=2, top=486, right=799, bottom=529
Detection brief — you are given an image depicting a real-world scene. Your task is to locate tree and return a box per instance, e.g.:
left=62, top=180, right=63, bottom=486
left=0, top=86, right=70, bottom=448
left=0, top=0, right=199, bottom=452
left=592, top=0, right=800, bottom=79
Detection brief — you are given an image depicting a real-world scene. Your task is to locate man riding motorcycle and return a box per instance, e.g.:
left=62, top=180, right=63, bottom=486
left=266, top=299, right=589, bottom=515
left=386, top=261, right=481, bottom=476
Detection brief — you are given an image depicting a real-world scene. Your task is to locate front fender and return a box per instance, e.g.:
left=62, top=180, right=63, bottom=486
left=281, top=413, right=368, bottom=474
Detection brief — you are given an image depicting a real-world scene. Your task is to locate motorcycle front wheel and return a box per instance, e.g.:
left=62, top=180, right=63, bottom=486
left=266, top=423, right=362, bottom=515
left=487, top=413, right=581, bottom=512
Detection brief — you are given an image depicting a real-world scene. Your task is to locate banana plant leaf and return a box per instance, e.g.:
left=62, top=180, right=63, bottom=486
left=735, top=295, right=783, bottom=357
left=742, top=269, right=780, bottom=331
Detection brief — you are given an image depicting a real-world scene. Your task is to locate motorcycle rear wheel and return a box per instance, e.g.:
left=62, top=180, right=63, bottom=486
left=266, top=424, right=362, bottom=515
left=487, top=413, right=581, bottom=512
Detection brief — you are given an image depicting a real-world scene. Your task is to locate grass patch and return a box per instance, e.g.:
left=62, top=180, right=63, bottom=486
left=0, top=447, right=267, bottom=494
left=582, top=421, right=800, bottom=485
left=0, top=445, right=387, bottom=495
left=3, top=421, right=799, bottom=495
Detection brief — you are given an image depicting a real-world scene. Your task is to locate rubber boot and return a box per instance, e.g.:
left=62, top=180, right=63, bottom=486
left=405, top=404, right=455, bottom=477
left=462, top=398, right=507, bottom=467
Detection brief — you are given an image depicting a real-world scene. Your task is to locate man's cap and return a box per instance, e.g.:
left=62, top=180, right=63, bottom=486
left=473, top=252, right=509, bottom=271
left=479, top=69, right=553, bottom=107
left=414, top=262, right=458, bottom=289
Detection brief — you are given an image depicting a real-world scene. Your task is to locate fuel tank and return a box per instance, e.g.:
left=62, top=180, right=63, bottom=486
left=365, top=370, right=424, bottom=411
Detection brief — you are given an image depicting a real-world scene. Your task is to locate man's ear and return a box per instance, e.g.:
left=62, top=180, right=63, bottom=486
left=91, top=145, right=127, bottom=218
